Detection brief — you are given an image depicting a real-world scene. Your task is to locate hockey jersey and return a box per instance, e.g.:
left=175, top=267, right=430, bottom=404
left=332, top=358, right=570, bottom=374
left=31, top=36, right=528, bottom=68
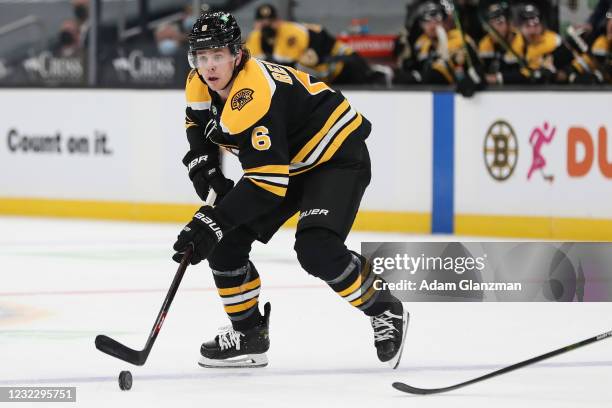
left=184, top=57, right=371, bottom=229
left=478, top=28, right=520, bottom=74
left=246, top=21, right=353, bottom=83
left=414, top=29, right=479, bottom=84
left=498, top=30, right=572, bottom=83
left=592, top=34, right=611, bottom=82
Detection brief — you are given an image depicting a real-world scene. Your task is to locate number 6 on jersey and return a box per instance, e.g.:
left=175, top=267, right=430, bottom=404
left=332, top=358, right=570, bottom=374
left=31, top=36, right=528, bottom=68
left=252, top=126, right=271, bottom=151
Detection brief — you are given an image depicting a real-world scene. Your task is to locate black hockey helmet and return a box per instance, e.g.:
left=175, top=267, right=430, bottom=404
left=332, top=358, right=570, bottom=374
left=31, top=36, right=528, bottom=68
left=484, top=2, right=510, bottom=22
left=418, top=1, right=444, bottom=22
left=255, top=3, right=278, bottom=21
left=517, top=4, right=541, bottom=25
left=188, top=11, right=242, bottom=60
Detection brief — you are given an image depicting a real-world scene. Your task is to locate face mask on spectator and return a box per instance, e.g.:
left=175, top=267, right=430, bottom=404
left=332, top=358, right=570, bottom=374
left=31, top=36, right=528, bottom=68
left=59, top=30, right=75, bottom=46
left=158, top=39, right=179, bottom=56
left=74, top=4, right=89, bottom=22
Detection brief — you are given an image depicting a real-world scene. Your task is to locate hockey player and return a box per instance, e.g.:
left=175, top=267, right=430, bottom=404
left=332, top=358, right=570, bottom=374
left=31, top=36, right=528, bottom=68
left=412, top=1, right=481, bottom=86
left=406, top=1, right=483, bottom=96
left=173, top=11, right=409, bottom=369
left=245, top=4, right=383, bottom=85
left=478, top=2, right=520, bottom=85
left=491, top=4, right=572, bottom=84
left=590, top=7, right=612, bottom=83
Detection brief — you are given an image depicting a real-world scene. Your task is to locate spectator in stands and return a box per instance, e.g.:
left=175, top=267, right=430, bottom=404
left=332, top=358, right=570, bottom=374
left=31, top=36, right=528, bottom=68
left=492, top=3, right=572, bottom=84
left=71, top=0, right=117, bottom=52
left=590, top=6, right=612, bottom=83
left=181, top=5, right=198, bottom=36
left=72, top=0, right=89, bottom=47
left=411, top=1, right=481, bottom=87
left=246, top=3, right=385, bottom=85
left=478, top=2, right=519, bottom=85
left=155, top=24, right=184, bottom=57
left=55, top=20, right=82, bottom=57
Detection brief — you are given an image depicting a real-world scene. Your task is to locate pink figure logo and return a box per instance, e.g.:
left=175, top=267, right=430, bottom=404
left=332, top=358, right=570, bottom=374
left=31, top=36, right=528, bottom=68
left=527, top=121, right=556, bottom=182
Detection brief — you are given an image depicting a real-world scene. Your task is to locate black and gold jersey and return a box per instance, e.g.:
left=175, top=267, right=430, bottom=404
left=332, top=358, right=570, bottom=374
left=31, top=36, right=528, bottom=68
left=184, top=58, right=371, bottom=229
left=499, top=30, right=572, bottom=83
left=414, top=29, right=479, bottom=84
left=478, top=28, right=520, bottom=74
left=592, top=34, right=611, bottom=82
left=246, top=21, right=353, bottom=83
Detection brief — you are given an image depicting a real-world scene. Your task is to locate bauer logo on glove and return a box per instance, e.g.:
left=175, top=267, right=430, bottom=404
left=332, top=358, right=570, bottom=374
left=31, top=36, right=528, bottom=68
left=194, top=211, right=223, bottom=241
left=172, top=206, right=225, bottom=265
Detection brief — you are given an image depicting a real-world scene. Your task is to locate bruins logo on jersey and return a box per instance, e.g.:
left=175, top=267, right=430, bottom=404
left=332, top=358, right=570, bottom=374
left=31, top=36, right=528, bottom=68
left=231, top=88, right=254, bottom=111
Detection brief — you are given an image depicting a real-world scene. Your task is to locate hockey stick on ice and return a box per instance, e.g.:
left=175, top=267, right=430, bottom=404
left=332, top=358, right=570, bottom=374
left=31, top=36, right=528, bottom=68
left=95, top=190, right=217, bottom=366
left=392, top=329, right=612, bottom=395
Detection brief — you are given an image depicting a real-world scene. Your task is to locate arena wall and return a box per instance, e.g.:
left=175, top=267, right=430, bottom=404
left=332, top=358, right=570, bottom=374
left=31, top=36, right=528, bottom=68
left=0, top=89, right=610, bottom=239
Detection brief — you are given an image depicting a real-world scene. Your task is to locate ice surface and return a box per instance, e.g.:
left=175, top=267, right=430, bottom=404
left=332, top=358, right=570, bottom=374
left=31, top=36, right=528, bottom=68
left=0, top=217, right=611, bottom=407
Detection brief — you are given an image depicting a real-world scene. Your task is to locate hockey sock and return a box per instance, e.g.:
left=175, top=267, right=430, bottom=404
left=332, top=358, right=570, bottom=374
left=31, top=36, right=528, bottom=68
left=326, top=251, right=394, bottom=316
left=295, top=228, right=390, bottom=316
left=212, top=261, right=262, bottom=331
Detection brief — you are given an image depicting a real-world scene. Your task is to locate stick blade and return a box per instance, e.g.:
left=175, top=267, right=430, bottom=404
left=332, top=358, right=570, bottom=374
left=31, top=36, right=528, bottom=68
left=95, top=335, right=147, bottom=366
left=392, top=382, right=445, bottom=395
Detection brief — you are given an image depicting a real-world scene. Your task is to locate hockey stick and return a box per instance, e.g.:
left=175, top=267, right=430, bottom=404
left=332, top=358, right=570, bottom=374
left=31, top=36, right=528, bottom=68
left=393, top=329, right=612, bottom=395
left=480, top=18, right=533, bottom=74
left=447, top=0, right=481, bottom=84
left=95, top=190, right=217, bottom=366
left=565, top=26, right=605, bottom=82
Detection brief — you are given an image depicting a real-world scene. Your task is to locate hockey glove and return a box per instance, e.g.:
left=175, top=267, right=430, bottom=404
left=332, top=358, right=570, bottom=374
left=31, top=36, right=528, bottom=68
left=172, top=206, right=225, bottom=265
left=184, top=152, right=234, bottom=204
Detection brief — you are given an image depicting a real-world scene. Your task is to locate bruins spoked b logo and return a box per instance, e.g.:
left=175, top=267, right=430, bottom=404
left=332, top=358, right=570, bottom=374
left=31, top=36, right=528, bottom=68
left=231, top=88, right=254, bottom=111
left=484, top=120, right=518, bottom=181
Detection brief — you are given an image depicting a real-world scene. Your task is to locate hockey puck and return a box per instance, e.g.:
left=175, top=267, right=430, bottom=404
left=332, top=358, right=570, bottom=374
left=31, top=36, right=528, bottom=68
left=118, top=370, right=132, bottom=391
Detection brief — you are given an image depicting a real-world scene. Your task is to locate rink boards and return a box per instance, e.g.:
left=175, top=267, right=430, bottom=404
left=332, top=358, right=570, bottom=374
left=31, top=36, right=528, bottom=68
left=0, top=89, right=610, bottom=239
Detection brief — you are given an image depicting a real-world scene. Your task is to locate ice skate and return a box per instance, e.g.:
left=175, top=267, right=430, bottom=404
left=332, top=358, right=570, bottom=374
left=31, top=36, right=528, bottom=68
left=370, top=297, right=409, bottom=369
left=199, top=302, right=271, bottom=368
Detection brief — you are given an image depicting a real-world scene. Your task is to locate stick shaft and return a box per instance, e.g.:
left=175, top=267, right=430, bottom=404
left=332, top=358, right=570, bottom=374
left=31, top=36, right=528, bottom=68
left=393, top=330, right=612, bottom=395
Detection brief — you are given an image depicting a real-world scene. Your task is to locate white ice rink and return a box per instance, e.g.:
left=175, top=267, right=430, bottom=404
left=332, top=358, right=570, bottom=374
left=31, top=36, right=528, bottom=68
left=1, top=216, right=611, bottom=407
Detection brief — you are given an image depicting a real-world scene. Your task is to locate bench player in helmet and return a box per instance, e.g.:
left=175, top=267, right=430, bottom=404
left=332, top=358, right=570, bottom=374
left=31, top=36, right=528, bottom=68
left=495, top=3, right=573, bottom=84
left=478, top=2, right=521, bottom=85
left=173, top=11, right=409, bottom=369
left=246, top=4, right=383, bottom=85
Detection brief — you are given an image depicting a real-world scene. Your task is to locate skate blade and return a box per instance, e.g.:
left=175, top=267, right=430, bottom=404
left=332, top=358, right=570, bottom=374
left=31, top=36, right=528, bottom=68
left=388, top=309, right=410, bottom=369
left=198, top=353, right=268, bottom=368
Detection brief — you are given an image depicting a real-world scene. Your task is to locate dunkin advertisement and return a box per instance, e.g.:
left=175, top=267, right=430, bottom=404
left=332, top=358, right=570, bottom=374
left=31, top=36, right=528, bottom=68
left=454, top=92, right=612, bottom=237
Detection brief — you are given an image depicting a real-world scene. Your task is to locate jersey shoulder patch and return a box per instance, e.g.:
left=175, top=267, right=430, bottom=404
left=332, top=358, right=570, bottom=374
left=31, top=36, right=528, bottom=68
left=185, top=69, right=211, bottom=110
left=221, top=59, right=275, bottom=135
